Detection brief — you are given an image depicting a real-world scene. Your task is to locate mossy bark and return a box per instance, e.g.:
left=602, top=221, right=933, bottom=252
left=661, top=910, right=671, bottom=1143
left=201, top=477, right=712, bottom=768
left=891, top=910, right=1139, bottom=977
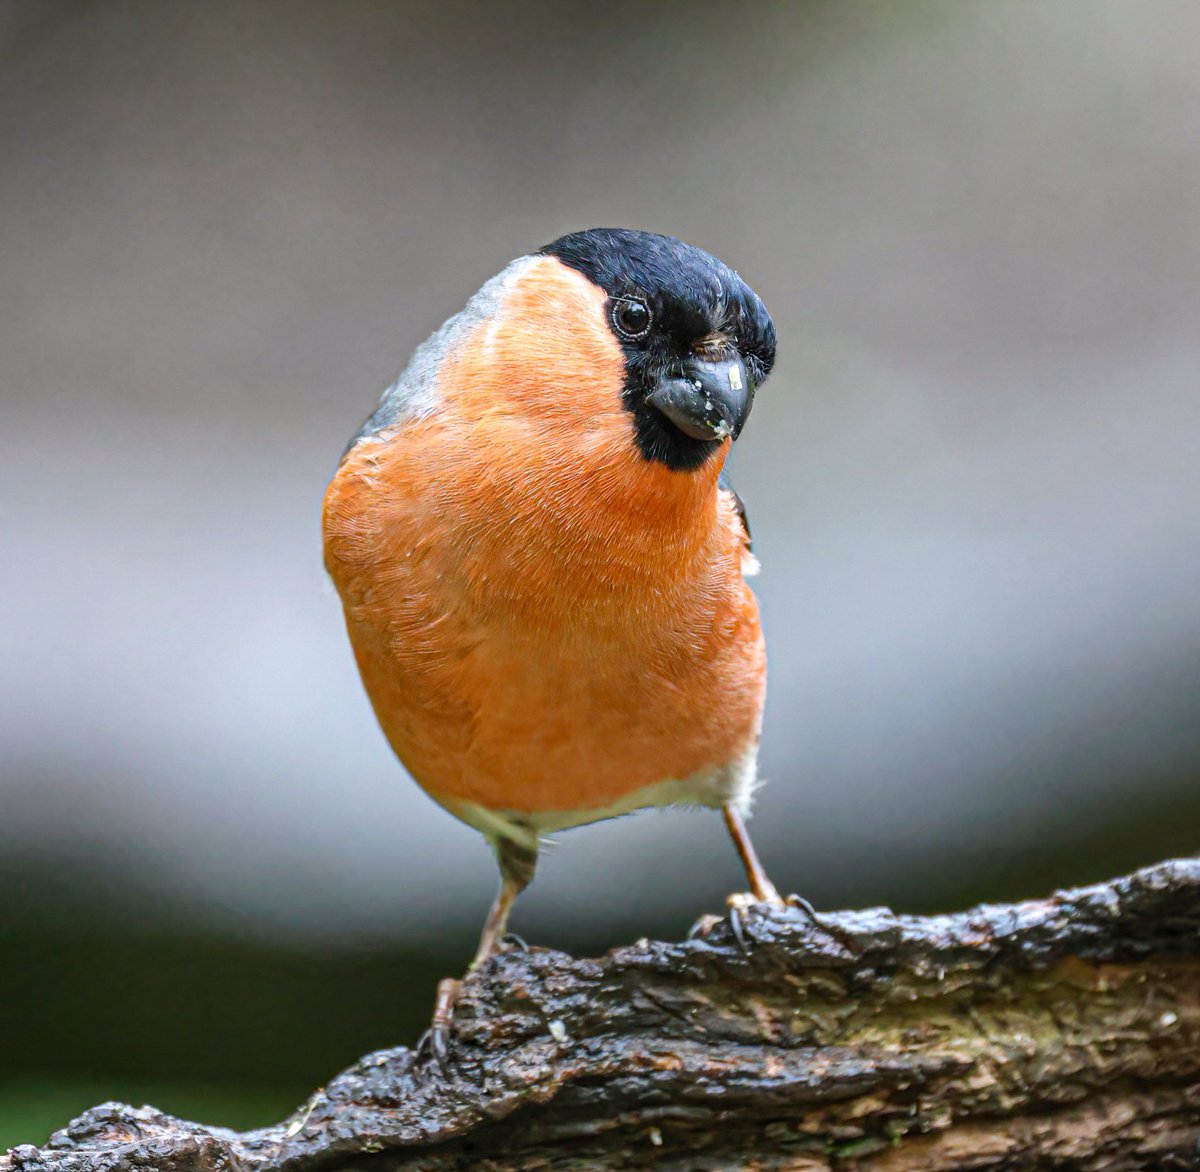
left=5, top=860, right=1199, bottom=1171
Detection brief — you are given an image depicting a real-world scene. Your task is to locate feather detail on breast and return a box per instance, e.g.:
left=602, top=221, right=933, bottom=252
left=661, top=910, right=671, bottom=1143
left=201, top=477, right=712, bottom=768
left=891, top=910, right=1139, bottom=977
left=323, top=257, right=765, bottom=822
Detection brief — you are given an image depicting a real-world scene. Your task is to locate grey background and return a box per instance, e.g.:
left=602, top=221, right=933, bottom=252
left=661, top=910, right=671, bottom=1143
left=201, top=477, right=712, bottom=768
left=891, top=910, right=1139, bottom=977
left=1, top=0, right=1198, bottom=1129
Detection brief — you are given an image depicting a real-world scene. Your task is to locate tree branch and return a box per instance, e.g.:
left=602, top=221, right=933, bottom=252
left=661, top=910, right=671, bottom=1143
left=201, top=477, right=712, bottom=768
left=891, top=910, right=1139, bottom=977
left=6, top=859, right=1199, bottom=1170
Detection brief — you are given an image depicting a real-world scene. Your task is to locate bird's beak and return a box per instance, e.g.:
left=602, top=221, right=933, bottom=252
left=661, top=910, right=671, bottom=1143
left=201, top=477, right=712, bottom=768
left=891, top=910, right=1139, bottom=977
left=646, top=355, right=754, bottom=443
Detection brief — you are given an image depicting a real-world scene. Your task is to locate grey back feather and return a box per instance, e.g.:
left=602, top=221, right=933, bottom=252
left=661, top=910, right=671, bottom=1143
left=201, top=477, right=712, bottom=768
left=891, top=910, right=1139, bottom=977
left=341, top=255, right=538, bottom=459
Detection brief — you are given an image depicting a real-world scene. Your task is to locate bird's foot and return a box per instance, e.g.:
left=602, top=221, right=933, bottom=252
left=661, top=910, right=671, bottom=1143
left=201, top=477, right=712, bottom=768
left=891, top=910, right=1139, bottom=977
left=689, top=893, right=778, bottom=949
left=720, top=890, right=863, bottom=956
left=414, top=976, right=460, bottom=1076
left=415, top=933, right=533, bottom=1074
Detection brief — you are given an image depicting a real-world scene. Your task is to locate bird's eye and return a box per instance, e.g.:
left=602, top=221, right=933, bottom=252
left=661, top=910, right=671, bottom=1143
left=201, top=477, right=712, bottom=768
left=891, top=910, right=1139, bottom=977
left=611, top=299, right=652, bottom=340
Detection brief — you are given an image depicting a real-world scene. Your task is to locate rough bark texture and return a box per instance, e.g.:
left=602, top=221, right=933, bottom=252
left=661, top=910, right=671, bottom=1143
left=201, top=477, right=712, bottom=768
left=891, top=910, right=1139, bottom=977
left=6, top=859, right=1200, bottom=1171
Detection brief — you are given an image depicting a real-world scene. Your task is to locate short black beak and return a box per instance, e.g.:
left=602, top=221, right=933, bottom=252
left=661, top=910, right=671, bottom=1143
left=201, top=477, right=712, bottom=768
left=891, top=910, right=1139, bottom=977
left=645, top=355, right=754, bottom=443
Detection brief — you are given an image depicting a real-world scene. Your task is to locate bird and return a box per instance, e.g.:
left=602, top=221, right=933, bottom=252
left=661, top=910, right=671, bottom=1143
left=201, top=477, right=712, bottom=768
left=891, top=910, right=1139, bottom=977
left=323, top=227, right=781, bottom=1049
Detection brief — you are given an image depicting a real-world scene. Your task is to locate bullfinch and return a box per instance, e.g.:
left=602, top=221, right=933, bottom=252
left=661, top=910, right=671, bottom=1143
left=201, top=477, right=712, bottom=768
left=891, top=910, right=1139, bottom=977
left=323, top=228, right=780, bottom=1049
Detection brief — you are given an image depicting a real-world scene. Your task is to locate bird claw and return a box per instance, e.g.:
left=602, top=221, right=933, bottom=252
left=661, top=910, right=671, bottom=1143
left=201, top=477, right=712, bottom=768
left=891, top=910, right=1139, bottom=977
left=785, top=892, right=819, bottom=921
left=726, top=903, right=751, bottom=955
left=414, top=1023, right=452, bottom=1075
left=723, top=890, right=775, bottom=954
left=416, top=976, right=460, bottom=1077
left=500, top=931, right=529, bottom=952
left=784, top=893, right=864, bottom=955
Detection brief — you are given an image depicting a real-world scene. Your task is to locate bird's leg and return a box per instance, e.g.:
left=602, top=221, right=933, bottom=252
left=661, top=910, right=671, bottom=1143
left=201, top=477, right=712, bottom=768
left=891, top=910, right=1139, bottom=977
left=465, top=839, right=532, bottom=969
left=722, top=804, right=781, bottom=903
left=422, top=835, right=538, bottom=1071
left=719, top=804, right=862, bottom=955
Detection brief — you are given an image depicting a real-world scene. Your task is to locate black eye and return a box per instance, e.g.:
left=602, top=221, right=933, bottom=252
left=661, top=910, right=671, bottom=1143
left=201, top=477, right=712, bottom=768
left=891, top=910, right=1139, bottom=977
left=611, top=298, right=652, bottom=339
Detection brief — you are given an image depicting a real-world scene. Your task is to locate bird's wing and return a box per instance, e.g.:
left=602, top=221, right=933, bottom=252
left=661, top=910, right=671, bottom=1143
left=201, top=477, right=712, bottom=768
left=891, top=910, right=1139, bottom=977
left=339, top=327, right=449, bottom=460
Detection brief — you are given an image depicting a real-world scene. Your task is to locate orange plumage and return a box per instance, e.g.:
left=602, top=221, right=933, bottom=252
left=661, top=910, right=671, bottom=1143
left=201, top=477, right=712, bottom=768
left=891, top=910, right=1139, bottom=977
left=324, top=257, right=763, bottom=829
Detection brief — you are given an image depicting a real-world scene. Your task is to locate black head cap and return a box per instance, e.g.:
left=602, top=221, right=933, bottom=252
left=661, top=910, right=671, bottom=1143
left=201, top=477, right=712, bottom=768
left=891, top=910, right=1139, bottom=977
left=540, top=228, right=776, bottom=471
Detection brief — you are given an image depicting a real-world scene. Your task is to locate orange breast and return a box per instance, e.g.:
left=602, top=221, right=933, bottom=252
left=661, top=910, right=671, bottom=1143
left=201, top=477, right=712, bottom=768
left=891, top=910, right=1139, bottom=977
left=323, top=257, right=765, bottom=823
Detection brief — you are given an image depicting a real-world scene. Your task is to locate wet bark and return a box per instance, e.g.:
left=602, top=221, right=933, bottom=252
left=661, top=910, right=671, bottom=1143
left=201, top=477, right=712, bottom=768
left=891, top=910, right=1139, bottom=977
left=5, top=859, right=1199, bottom=1171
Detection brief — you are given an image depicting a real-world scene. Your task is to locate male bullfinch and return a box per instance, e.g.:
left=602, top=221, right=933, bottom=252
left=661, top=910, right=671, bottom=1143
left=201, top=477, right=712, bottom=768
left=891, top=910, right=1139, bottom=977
left=323, top=228, right=780, bottom=1047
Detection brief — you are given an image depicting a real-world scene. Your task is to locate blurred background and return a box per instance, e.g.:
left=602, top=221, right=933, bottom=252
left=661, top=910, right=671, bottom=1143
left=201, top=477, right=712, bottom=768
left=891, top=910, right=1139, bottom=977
left=3, top=0, right=1199, bottom=1147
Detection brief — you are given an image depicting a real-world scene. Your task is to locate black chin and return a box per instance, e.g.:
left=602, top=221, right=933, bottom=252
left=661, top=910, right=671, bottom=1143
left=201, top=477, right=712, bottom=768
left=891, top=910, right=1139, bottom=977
left=629, top=401, right=722, bottom=471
